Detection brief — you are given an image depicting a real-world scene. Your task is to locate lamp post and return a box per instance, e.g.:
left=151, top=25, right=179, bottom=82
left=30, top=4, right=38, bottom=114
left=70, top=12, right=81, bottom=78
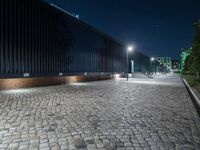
left=127, top=46, right=133, bottom=81
left=151, top=57, right=155, bottom=73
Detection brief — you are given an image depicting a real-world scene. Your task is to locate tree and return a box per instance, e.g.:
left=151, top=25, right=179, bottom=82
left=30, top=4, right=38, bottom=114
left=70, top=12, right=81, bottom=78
left=180, top=47, right=192, bottom=73
left=191, top=20, right=200, bottom=78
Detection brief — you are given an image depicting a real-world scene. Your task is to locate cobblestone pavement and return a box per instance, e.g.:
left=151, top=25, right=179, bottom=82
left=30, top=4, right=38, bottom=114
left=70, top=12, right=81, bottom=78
left=0, top=74, right=200, bottom=150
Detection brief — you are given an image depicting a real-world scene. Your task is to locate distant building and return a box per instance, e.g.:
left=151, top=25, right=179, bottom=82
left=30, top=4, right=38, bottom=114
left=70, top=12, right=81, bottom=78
left=171, top=60, right=179, bottom=72
left=155, top=57, right=172, bottom=72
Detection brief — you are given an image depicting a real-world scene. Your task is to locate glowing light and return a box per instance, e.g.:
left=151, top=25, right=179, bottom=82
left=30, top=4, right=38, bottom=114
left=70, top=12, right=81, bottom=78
left=127, top=45, right=133, bottom=52
left=114, top=74, right=120, bottom=78
left=121, top=80, right=179, bottom=86
left=65, top=76, right=80, bottom=83
left=23, top=73, right=30, bottom=77
left=69, top=83, right=89, bottom=86
left=2, top=88, right=36, bottom=94
left=128, top=73, right=132, bottom=77
left=151, top=57, right=155, bottom=61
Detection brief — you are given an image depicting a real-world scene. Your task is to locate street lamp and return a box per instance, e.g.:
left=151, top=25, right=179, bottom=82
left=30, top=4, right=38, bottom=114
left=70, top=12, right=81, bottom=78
left=127, top=45, right=133, bottom=81
left=151, top=57, right=155, bottom=73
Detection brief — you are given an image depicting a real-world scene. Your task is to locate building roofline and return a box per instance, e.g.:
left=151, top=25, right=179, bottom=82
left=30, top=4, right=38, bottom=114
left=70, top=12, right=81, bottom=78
left=42, top=1, right=125, bottom=47
left=40, top=0, right=150, bottom=58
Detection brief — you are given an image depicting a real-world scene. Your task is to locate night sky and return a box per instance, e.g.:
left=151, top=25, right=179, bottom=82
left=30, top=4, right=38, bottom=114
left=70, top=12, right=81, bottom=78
left=46, top=0, right=200, bottom=59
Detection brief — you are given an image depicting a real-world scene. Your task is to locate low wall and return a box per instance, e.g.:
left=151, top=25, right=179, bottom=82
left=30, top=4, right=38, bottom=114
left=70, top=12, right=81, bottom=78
left=0, top=75, right=111, bottom=91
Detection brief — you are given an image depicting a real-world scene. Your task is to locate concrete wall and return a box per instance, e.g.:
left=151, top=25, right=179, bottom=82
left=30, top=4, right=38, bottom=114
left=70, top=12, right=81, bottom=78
left=0, top=75, right=111, bottom=91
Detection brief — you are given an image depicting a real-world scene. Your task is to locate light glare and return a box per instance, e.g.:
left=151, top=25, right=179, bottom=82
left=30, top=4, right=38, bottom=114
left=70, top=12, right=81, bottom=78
left=2, top=89, right=35, bottom=94
left=128, top=46, right=133, bottom=52
left=114, top=74, right=120, bottom=78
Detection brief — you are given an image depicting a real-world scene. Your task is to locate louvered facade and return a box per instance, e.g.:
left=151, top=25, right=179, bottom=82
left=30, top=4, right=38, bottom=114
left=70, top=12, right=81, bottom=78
left=0, top=0, right=150, bottom=79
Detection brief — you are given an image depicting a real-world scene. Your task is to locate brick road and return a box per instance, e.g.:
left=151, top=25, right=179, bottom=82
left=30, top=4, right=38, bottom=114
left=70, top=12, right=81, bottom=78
left=0, top=74, right=200, bottom=150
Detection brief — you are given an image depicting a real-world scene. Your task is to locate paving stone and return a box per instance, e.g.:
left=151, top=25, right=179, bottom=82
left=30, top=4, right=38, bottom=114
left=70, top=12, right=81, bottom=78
left=0, top=144, right=8, bottom=149
left=96, top=143, right=104, bottom=148
left=87, top=144, right=97, bottom=150
left=8, top=143, right=19, bottom=150
left=0, top=74, right=200, bottom=149
left=68, top=144, right=75, bottom=150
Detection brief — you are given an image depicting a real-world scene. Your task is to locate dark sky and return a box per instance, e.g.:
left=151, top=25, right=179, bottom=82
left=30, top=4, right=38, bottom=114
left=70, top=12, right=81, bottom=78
left=46, top=0, right=200, bottom=59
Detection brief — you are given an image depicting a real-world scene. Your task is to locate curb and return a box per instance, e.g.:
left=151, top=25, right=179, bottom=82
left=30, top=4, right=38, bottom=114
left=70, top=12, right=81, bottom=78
left=182, top=78, right=200, bottom=117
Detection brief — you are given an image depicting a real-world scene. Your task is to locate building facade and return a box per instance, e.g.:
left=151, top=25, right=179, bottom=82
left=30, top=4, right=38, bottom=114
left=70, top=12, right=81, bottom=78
left=171, top=60, right=179, bottom=72
left=155, top=57, right=172, bottom=72
left=0, top=0, right=150, bottom=89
